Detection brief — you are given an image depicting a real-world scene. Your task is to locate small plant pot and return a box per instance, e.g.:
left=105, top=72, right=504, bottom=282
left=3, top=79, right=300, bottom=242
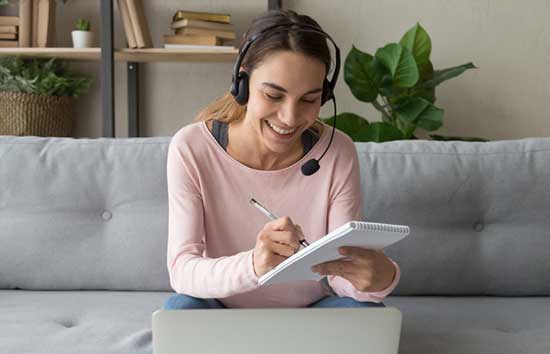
left=71, top=30, right=94, bottom=48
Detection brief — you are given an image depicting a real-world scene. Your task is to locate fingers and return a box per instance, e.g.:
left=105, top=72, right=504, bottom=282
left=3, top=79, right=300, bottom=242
left=338, top=246, right=378, bottom=258
left=311, top=259, right=356, bottom=277
left=266, top=239, right=299, bottom=257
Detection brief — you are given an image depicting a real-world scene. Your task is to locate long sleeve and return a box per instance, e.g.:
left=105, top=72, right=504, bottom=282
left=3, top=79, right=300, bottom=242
left=166, top=140, right=259, bottom=299
left=325, top=138, right=401, bottom=303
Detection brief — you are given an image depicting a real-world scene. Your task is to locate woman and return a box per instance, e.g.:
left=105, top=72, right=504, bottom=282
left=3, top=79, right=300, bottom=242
left=164, top=9, right=400, bottom=309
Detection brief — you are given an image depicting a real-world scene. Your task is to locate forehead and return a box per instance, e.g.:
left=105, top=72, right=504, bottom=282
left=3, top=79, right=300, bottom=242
left=250, top=50, right=326, bottom=88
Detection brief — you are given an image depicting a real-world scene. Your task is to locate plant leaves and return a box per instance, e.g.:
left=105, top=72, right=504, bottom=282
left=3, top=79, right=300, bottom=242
left=320, top=112, right=369, bottom=141
left=419, top=62, right=477, bottom=89
left=375, top=43, right=419, bottom=88
left=399, top=22, right=432, bottom=69
left=356, top=122, right=404, bottom=142
left=344, top=45, right=384, bottom=102
left=394, top=97, right=444, bottom=132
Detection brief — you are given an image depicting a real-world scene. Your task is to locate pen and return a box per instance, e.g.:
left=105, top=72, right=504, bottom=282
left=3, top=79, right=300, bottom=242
left=249, top=197, right=309, bottom=248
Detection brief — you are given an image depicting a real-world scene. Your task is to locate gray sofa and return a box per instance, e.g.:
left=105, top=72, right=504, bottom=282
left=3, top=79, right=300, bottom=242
left=1, top=134, right=549, bottom=354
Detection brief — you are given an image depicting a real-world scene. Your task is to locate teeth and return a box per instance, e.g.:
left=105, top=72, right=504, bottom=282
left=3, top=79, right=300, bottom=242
left=266, top=121, right=296, bottom=135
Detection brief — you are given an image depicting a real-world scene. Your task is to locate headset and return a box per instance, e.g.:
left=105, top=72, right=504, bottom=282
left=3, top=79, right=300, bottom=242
left=230, top=21, right=341, bottom=176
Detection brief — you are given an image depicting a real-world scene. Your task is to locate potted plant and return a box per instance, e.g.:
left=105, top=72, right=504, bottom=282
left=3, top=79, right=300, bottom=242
left=71, top=18, right=93, bottom=48
left=0, top=56, right=92, bottom=137
left=322, top=23, right=487, bottom=142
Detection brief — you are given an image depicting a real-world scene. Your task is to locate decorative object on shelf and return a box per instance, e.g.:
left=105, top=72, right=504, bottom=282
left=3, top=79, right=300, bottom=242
left=321, top=23, right=486, bottom=142
left=163, top=9, right=237, bottom=50
left=0, top=56, right=92, bottom=136
left=71, top=18, right=93, bottom=48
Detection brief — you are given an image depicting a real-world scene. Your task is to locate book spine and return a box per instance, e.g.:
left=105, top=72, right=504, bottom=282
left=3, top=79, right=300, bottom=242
left=171, top=18, right=235, bottom=32
left=176, top=27, right=236, bottom=40
left=0, top=40, right=18, bottom=47
left=126, top=0, right=152, bottom=48
left=0, top=26, right=18, bottom=33
left=31, top=0, right=39, bottom=46
left=0, top=17, right=20, bottom=26
left=117, top=0, right=137, bottom=48
left=19, top=0, right=32, bottom=47
left=172, top=11, right=231, bottom=24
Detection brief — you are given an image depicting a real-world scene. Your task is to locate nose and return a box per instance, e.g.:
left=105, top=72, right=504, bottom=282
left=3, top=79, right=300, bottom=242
left=278, top=100, right=301, bottom=128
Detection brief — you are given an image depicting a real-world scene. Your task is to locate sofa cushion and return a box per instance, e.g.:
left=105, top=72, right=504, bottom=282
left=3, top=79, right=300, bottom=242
left=357, top=138, right=550, bottom=295
left=1, top=291, right=548, bottom=354
left=0, top=136, right=173, bottom=291
left=0, top=290, right=168, bottom=354
left=384, top=296, right=550, bottom=354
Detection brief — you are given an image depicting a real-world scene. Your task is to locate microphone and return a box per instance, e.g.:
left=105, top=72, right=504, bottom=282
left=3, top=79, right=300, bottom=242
left=301, top=97, right=337, bottom=176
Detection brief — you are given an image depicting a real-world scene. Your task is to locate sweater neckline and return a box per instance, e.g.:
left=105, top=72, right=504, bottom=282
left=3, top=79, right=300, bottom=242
left=201, top=120, right=330, bottom=175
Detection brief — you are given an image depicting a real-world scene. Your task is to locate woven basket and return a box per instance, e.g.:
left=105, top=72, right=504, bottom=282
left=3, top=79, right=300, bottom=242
left=0, top=91, right=73, bottom=137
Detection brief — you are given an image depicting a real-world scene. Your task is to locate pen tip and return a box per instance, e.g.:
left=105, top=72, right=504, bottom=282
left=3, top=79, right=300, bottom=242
left=249, top=197, right=256, bottom=204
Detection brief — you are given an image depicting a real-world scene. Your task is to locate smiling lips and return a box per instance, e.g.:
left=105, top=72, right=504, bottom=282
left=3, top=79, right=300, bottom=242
left=266, top=120, right=297, bottom=135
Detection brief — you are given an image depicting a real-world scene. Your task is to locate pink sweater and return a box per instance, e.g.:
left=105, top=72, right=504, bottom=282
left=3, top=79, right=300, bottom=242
left=166, top=120, right=401, bottom=308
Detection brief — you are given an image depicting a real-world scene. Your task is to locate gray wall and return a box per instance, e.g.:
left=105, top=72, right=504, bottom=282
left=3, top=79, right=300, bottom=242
left=3, top=0, right=549, bottom=140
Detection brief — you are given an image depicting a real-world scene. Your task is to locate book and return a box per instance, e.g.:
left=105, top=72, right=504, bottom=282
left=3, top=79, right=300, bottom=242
left=0, top=26, right=18, bottom=34
left=163, top=43, right=237, bottom=52
left=0, top=40, right=18, bottom=47
left=36, top=0, right=55, bottom=47
left=163, top=34, right=222, bottom=46
left=0, top=16, right=20, bottom=26
left=0, top=33, right=17, bottom=40
left=258, top=221, right=410, bottom=286
left=31, top=0, right=38, bottom=46
left=116, top=0, right=137, bottom=48
left=171, top=18, right=235, bottom=32
left=126, top=0, right=153, bottom=48
left=18, top=0, right=32, bottom=47
left=175, top=27, right=236, bottom=40
left=172, top=10, right=231, bottom=24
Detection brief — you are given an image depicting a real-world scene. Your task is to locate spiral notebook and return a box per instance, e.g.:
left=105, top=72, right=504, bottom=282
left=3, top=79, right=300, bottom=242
left=258, top=221, right=410, bottom=285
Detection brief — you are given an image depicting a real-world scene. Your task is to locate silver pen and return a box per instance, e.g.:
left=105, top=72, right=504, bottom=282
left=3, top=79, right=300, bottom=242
left=249, top=197, right=309, bottom=248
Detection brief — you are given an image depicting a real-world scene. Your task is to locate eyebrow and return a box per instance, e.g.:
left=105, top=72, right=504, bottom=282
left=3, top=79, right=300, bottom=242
left=261, top=82, right=323, bottom=95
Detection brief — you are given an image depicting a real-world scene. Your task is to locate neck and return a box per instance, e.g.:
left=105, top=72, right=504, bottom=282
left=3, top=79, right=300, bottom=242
left=227, top=118, right=304, bottom=171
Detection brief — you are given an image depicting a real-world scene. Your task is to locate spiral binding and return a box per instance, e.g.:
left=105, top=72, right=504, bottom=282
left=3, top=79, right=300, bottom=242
left=350, top=221, right=409, bottom=234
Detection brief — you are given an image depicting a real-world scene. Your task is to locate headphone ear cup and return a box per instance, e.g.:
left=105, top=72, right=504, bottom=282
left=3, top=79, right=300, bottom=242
left=234, top=71, right=250, bottom=105
left=321, top=78, right=333, bottom=106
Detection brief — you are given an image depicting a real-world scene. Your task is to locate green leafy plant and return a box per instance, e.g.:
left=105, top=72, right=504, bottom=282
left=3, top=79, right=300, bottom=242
left=74, top=18, right=91, bottom=31
left=0, top=56, right=92, bottom=97
left=321, top=23, right=487, bottom=142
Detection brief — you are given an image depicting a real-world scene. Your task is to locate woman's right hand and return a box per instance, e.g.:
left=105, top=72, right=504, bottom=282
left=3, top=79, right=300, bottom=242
left=252, top=216, right=305, bottom=278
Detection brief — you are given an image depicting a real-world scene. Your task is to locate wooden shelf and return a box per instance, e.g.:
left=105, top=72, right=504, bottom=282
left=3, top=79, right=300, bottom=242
left=0, top=47, right=238, bottom=62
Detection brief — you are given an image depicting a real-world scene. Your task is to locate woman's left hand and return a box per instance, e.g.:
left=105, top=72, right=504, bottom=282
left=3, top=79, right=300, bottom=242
left=311, top=246, right=396, bottom=292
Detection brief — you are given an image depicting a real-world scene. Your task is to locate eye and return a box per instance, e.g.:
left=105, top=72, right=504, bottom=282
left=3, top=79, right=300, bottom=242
left=302, top=98, right=318, bottom=104
left=265, top=93, right=282, bottom=100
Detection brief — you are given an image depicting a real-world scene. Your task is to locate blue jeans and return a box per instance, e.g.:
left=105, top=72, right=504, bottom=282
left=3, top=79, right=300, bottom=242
left=163, top=293, right=385, bottom=309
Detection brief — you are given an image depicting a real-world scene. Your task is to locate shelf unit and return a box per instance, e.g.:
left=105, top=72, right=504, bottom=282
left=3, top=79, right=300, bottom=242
left=0, top=0, right=282, bottom=137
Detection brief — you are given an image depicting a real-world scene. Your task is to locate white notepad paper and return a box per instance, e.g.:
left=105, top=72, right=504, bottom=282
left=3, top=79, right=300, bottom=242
left=258, top=221, right=410, bottom=286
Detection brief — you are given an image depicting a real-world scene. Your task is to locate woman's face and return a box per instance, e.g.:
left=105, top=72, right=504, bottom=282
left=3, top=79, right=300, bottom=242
left=244, top=50, right=326, bottom=156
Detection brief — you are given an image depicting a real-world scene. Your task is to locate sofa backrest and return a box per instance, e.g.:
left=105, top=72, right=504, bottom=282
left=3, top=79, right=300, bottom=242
left=1, top=135, right=549, bottom=295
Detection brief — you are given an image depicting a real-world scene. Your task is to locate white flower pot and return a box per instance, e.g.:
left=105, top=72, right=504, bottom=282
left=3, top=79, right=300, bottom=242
left=71, top=30, right=94, bottom=48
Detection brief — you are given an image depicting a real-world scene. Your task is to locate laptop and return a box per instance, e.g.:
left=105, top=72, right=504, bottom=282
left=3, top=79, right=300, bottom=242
left=152, top=307, right=402, bottom=354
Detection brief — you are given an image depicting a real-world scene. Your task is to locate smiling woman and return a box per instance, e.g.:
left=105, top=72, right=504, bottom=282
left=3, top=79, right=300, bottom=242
left=165, top=9, right=401, bottom=310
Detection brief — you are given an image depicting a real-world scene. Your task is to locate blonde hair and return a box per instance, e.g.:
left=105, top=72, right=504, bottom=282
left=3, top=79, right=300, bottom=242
left=193, top=91, right=246, bottom=124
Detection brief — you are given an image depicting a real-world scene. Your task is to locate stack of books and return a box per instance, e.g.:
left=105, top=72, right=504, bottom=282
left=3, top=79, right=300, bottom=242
left=162, top=10, right=237, bottom=51
left=0, top=16, right=19, bottom=48
left=117, top=0, right=153, bottom=48
left=0, top=1, right=56, bottom=48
